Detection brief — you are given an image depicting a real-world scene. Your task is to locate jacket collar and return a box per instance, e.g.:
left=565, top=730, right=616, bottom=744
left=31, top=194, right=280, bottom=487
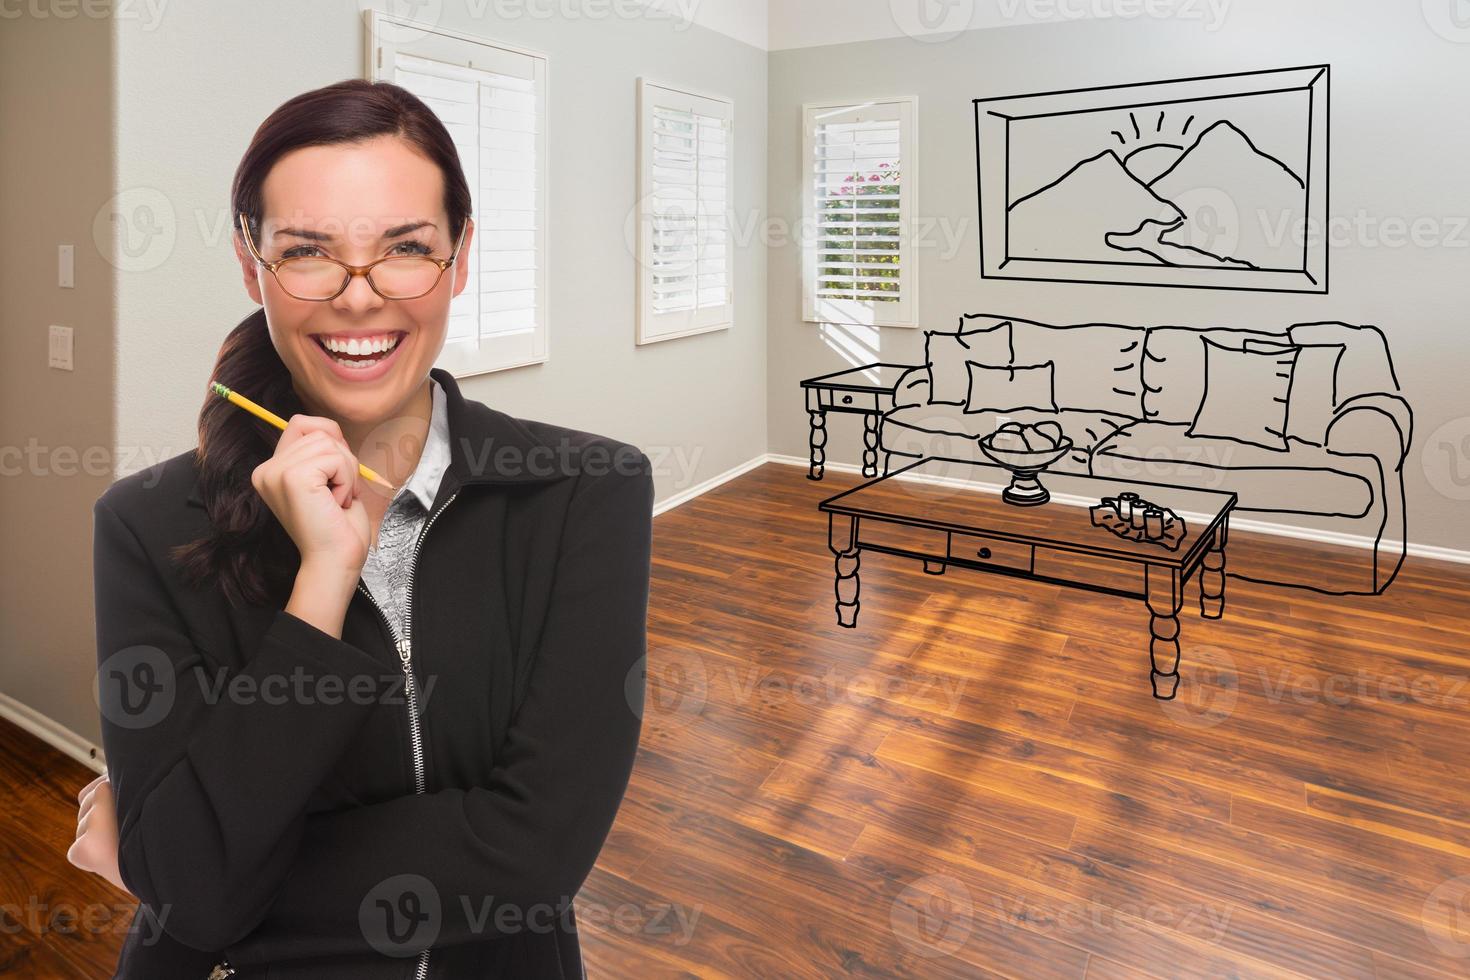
left=187, top=366, right=569, bottom=509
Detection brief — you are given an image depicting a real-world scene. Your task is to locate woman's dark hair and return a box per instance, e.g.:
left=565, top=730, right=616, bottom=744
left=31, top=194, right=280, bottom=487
left=169, top=79, right=473, bottom=608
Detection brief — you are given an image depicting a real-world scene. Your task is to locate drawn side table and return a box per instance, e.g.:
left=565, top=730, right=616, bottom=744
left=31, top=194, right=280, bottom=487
left=799, top=363, right=908, bottom=480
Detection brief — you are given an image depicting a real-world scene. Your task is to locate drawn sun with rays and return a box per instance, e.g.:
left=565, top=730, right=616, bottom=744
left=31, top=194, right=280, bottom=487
left=1109, top=109, right=1199, bottom=184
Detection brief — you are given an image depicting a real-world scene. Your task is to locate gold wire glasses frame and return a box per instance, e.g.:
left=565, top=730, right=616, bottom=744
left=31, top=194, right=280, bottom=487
left=237, top=211, right=468, bottom=301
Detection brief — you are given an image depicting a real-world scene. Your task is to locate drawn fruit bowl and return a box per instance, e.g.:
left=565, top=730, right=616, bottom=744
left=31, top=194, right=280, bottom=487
left=977, top=421, right=1073, bottom=507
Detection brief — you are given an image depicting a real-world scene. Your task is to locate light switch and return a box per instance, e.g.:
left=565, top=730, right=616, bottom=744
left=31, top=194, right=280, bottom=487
left=49, top=325, right=73, bottom=371
left=58, top=245, right=74, bottom=288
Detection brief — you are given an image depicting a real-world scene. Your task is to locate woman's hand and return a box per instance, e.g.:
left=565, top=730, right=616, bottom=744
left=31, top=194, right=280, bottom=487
left=67, top=773, right=132, bottom=896
left=252, top=415, right=374, bottom=578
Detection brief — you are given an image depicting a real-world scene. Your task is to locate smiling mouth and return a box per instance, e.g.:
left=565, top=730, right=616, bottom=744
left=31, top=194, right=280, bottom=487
left=311, top=331, right=407, bottom=370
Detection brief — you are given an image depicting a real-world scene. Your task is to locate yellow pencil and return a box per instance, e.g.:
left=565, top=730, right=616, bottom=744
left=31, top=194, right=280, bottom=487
left=210, top=380, right=398, bottom=491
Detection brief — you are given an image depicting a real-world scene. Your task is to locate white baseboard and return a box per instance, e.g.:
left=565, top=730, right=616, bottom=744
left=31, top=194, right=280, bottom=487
left=651, top=452, right=770, bottom=517
left=0, top=692, right=107, bottom=774
left=761, top=453, right=1470, bottom=567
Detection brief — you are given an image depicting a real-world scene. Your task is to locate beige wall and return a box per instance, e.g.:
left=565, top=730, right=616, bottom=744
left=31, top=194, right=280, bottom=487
left=767, top=0, right=1470, bottom=557
left=0, top=9, right=116, bottom=759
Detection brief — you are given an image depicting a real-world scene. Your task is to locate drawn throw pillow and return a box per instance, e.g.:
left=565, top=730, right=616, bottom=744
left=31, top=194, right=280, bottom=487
left=925, top=321, right=1012, bottom=405
left=963, top=360, right=1058, bottom=414
left=1188, top=339, right=1298, bottom=452
left=1244, top=338, right=1343, bottom=446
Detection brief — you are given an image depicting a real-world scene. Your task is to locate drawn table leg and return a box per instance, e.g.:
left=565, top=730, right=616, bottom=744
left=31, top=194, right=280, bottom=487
left=862, top=413, right=879, bottom=477
left=1146, top=564, right=1182, bottom=700
left=1200, top=519, right=1228, bottom=619
left=807, top=409, right=827, bottom=480
left=828, top=513, right=861, bottom=627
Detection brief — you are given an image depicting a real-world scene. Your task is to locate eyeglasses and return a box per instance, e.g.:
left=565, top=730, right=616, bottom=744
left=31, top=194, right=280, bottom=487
left=237, top=212, right=467, bottom=301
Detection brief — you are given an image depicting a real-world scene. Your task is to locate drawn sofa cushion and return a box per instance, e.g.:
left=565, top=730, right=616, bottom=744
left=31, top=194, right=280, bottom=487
left=1288, top=321, right=1400, bottom=400
left=924, top=320, right=1011, bottom=405
left=1008, top=318, right=1147, bottom=417
left=1187, top=339, right=1298, bottom=451
left=963, top=360, right=1058, bottom=414
left=1141, top=325, right=1289, bottom=423
left=1244, top=338, right=1342, bottom=446
left=1090, top=422, right=1378, bottom=517
left=882, top=403, right=1132, bottom=473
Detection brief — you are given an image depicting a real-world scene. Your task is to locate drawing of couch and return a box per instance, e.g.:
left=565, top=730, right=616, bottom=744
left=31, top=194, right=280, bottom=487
left=882, top=314, right=1412, bottom=594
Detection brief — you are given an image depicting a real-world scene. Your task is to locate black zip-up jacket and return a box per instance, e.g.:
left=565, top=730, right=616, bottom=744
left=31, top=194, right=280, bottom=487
left=91, top=367, right=654, bottom=978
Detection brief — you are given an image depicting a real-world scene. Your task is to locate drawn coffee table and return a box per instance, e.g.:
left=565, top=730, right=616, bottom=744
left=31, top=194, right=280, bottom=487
left=818, top=457, right=1236, bottom=699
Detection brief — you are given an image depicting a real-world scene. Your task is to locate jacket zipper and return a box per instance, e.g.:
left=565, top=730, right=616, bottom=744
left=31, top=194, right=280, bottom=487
left=205, top=489, right=462, bottom=980
left=353, top=487, right=460, bottom=980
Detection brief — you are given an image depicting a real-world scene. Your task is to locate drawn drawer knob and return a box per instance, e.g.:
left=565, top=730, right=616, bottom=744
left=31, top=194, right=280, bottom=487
left=977, top=547, right=992, bottom=559
left=841, top=394, right=853, bottom=404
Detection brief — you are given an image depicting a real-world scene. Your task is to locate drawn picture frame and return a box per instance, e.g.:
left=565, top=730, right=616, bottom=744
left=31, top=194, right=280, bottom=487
left=974, top=65, right=1329, bottom=293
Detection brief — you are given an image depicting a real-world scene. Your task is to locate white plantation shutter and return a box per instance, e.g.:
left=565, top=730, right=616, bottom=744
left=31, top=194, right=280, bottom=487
left=369, top=14, right=548, bottom=376
left=636, top=79, right=734, bottom=344
left=802, top=98, right=916, bottom=328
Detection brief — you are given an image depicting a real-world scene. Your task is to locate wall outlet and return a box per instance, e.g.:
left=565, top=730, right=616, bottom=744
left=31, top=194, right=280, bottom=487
left=49, top=325, right=73, bottom=371
left=993, top=415, right=1012, bottom=432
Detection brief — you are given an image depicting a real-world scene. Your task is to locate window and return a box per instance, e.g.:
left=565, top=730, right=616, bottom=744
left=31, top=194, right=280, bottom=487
left=368, top=11, right=548, bottom=376
left=802, top=97, right=917, bottom=328
left=635, top=78, right=734, bottom=345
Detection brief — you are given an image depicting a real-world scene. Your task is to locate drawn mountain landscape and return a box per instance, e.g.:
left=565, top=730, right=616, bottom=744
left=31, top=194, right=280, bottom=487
left=1008, top=116, right=1308, bottom=272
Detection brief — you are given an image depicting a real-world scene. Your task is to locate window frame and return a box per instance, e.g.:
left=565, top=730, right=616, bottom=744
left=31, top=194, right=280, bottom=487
left=634, top=77, right=735, bottom=346
left=366, top=9, right=550, bottom=377
left=801, top=96, right=918, bottom=329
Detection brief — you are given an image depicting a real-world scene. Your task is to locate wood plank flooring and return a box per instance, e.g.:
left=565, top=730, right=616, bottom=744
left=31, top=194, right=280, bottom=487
left=6, top=461, right=1468, bottom=978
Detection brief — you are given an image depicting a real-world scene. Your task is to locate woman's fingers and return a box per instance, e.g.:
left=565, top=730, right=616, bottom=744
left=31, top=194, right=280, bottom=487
left=77, top=772, right=105, bottom=805
left=275, top=414, right=347, bottom=455
left=260, top=430, right=363, bottom=510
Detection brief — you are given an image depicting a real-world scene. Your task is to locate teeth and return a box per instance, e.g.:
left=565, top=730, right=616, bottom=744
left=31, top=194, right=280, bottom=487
left=319, top=333, right=401, bottom=355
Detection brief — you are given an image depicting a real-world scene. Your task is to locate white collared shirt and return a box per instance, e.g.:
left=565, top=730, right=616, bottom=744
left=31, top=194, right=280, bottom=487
left=359, top=376, right=451, bottom=634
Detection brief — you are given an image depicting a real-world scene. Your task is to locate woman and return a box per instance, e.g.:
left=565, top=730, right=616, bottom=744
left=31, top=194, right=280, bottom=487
left=68, top=79, right=654, bottom=979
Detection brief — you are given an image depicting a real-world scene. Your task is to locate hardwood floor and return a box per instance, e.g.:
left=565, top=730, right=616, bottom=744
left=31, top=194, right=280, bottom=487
left=7, top=461, right=1468, bottom=978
